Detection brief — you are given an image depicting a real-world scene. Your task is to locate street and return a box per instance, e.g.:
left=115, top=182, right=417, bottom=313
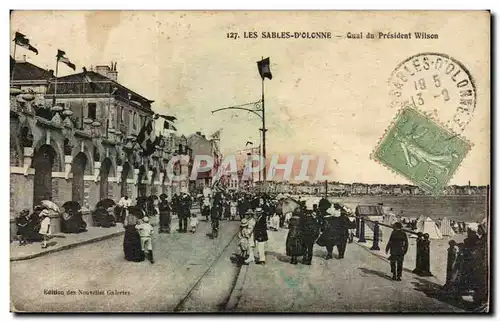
left=234, top=229, right=465, bottom=312
left=11, top=217, right=241, bottom=312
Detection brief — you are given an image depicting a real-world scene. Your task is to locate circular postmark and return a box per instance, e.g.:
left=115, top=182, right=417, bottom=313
left=388, top=53, right=476, bottom=133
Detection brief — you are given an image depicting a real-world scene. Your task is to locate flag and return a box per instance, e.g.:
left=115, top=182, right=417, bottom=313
left=14, top=32, right=38, bottom=55
left=137, top=118, right=157, bottom=156
left=82, top=67, right=96, bottom=91
left=257, top=57, right=272, bottom=80
left=57, top=49, right=76, bottom=70
left=163, top=120, right=177, bottom=132
left=156, top=114, right=177, bottom=122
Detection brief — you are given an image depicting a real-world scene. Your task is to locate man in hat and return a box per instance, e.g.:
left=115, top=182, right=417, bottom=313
left=158, top=194, right=171, bottom=233
left=178, top=192, right=192, bottom=233
left=385, top=222, right=408, bottom=281
left=336, top=206, right=351, bottom=259
left=301, top=204, right=320, bottom=265
left=253, top=208, right=268, bottom=265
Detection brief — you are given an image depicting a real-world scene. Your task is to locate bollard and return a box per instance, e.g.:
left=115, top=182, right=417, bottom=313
left=370, top=221, right=380, bottom=250
left=358, top=218, right=366, bottom=243
left=412, top=232, right=423, bottom=275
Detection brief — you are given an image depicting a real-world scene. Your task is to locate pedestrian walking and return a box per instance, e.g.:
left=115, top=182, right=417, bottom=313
left=237, top=218, right=252, bottom=263
left=286, top=208, right=303, bottom=265
left=230, top=199, right=238, bottom=221
left=158, top=194, right=171, bottom=233
left=245, top=209, right=257, bottom=264
left=190, top=212, right=199, bottom=233
left=136, top=217, right=154, bottom=264
left=336, top=208, right=351, bottom=259
left=38, top=209, right=51, bottom=249
left=254, top=208, right=268, bottom=265
left=123, top=207, right=143, bottom=262
left=385, top=222, right=409, bottom=281
left=301, top=207, right=320, bottom=265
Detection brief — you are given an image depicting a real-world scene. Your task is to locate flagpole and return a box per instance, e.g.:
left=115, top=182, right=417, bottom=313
left=261, top=69, right=267, bottom=183
left=52, top=58, right=59, bottom=106
left=11, top=42, right=17, bottom=83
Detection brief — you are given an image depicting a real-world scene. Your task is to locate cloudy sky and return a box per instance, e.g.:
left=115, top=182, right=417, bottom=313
left=11, top=11, right=490, bottom=184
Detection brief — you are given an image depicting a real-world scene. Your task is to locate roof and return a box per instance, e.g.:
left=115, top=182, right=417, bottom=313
left=355, top=205, right=384, bottom=216
left=11, top=59, right=53, bottom=82
left=45, top=71, right=154, bottom=110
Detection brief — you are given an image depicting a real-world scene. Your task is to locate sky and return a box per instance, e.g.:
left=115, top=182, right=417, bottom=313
left=10, top=11, right=490, bottom=185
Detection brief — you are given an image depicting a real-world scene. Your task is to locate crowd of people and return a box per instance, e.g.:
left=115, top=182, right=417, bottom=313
left=12, top=190, right=488, bottom=307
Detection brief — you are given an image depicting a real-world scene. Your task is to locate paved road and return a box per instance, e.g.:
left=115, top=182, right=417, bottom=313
left=235, top=229, right=466, bottom=312
left=11, top=217, right=241, bottom=312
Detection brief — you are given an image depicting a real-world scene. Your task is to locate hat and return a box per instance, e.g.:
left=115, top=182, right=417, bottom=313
left=240, top=218, right=249, bottom=227
left=20, top=209, right=30, bottom=215
left=39, top=209, right=49, bottom=217
left=142, top=216, right=149, bottom=223
left=245, top=209, right=255, bottom=215
left=255, top=208, right=263, bottom=214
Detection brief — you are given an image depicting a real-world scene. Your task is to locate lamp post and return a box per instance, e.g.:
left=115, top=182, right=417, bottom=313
left=211, top=99, right=266, bottom=181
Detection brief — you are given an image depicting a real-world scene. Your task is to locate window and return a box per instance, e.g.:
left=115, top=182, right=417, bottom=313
left=133, top=112, right=137, bottom=130
left=119, top=106, right=124, bottom=124
left=87, top=103, right=97, bottom=120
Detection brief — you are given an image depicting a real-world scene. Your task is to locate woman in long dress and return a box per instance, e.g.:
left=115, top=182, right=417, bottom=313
left=286, top=209, right=304, bottom=265
left=123, top=208, right=144, bottom=262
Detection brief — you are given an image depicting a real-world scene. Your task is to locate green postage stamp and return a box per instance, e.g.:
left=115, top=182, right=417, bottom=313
left=372, top=107, right=471, bottom=195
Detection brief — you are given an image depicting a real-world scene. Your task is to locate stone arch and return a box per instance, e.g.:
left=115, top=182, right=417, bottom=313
left=120, top=161, right=132, bottom=198
left=33, top=144, right=58, bottom=205
left=33, top=135, right=64, bottom=172
left=71, top=152, right=88, bottom=205
left=71, top=141, right=93, bottom=176
left=99, top=157, right=113, bottom=200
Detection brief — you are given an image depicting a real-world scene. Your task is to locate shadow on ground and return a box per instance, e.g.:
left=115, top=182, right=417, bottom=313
left=411, top=277, right=477, bottom=311
left=358, top=267, right=394, bottom=282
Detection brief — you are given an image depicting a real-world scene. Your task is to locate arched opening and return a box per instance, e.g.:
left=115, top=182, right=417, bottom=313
left=100, top=158, right=112, bottom=200
left=33, top=145, right=57, bottom=205
left=151, top=168, right=158, bottom=196
left=138, top=165, right=147, bottom=197
left=71, top=152, right=88, bottom=205
left=121, top=162, right=131, bottom=197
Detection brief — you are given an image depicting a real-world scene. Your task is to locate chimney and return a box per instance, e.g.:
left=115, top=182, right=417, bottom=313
left=95, top=62, right=118, bottom=82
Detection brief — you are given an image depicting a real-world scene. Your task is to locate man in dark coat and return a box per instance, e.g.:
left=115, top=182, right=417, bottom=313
left=253, top=208, right=268, bottom=265
left=300, top=209, right=320, bottom=265
left=158, top=194, right=171, bottom=233
left=178, top=193, right=192, bottom=233
left=336, top=208, right=351, bottom=259
left=385, top=222, right=409, bottom=281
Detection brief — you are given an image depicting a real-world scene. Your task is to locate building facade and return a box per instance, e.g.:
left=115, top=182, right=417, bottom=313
left=10, top=60, right=190, bottom=233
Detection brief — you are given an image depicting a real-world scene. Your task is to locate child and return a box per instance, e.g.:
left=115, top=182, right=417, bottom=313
left=135, top=217, right=154, bottom=264
left=230, top=200, right=238, bottom=221
left=15, top=209, right=31, bottom=246
left=237, top=218, right=251, bottom=263
left=189, top=212, right=199, bottom=233
left=39, top=209, right=51, bottom=249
